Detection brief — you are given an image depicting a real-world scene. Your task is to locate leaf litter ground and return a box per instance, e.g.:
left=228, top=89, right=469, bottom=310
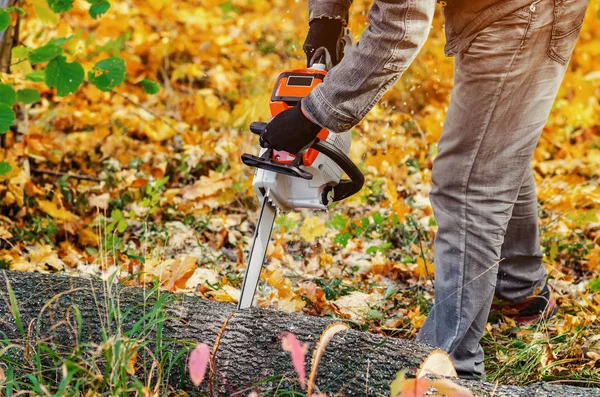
left=0, top=0, right=599, bottom=387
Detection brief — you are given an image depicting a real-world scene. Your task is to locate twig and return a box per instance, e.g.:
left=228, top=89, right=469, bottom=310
left=546, top=379, right=600, bottom=387
left=31, top=168, right=100, bottom=181
left=413, top=219, right=434, bottom=286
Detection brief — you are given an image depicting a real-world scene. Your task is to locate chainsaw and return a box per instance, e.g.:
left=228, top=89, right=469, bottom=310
left=237, top=39, right=364, bottom=310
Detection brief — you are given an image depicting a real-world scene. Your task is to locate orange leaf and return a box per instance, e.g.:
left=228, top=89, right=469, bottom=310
left=165, top=256, right=197, bottom=292
left=401, top=378, right=429, bottom=397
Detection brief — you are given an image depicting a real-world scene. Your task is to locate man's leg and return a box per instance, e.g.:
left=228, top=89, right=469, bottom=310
left=416, top=0, right=583, bottom=378
left=496, top=167, right=547, bottom=304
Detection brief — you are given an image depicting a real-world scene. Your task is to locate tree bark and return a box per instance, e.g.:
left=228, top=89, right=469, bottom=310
left=0, top=0, right=19, bottom=73
left=0, top=270, right=598, bottom=397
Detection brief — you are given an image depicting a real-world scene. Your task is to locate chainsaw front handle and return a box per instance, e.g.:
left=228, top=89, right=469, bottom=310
left=244, top=122, right=365, bottom=203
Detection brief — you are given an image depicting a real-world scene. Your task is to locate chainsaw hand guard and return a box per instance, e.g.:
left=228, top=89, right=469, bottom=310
left=242, top=122, right=364, bottom=203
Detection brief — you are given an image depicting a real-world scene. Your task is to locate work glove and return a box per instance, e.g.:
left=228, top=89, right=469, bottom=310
left=259, top=103, right=322, bottom=154
left=303, top=18, right=344, bottom=66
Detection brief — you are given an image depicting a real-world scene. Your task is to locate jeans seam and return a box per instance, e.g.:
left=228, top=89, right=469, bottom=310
left=447, top=14, right=532, bottom=354
left=383, top=0, right=411, bottom=71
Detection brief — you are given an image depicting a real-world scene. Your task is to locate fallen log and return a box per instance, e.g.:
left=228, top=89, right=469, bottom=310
left=0, top=270, right=598, bottom=397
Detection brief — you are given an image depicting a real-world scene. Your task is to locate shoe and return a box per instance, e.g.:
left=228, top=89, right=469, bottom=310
left=493, top=284, right=558, bottom=326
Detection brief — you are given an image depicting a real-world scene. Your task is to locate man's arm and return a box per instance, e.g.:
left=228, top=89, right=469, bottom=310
left=302, top=0, right=436, bottom=133
left=309, top=0, right=353, bottom=24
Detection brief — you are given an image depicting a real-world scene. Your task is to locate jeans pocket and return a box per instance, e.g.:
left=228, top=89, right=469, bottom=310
left=463, top=8, right=532, bottom=57
left=548, top=0, right=589, bottom=65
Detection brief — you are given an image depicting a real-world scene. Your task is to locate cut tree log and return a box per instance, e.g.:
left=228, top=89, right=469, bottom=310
left=0, top=270, right=598, bottom=397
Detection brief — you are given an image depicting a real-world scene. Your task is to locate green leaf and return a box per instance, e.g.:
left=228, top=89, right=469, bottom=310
left=590, top=278, right=600, bottom=293
left=12, top=46, right=30, bottom=59
left=367, top=309, right=384, bottom=321
left=25, top=70, right=46, bottom=82
left=117, top=218, right=127, bottom=233
left=29, top=44, right=63, bottom=64
left=88, top=57, right=126, bottom=92
left=366, top=242, right=392, bottom=255
left=275, top=214, right=297, bottom=232
left=390, top=370, right=407, bottom=397
left=47, top=35, right=74, bottom=46
left=0, top=104, right=15, bottom=133
left=0, top=9, right=10, bottom=33
left=384, top=285, right=399, bottom=300
left=0, top=161, right=11, bottom=176
left=333, top=232, right=351, bottom=248
left=47, top=0, right=74, bottom=13
left=219, top=1, right=239, bottom=15
left=0, top=84, right=16, bottom=106
left=329, top=213, right=348, bottom=230
left=87, top=0, right=110, bottom=19
left=140, top=79, right=160, bottom=95
left=111, top=209, right=123, bottom=220
left=17, top=89, right=41, bottom=104
left=45, top=56, right=84, bottom=96
left=372, top=212, right=385, bottom=225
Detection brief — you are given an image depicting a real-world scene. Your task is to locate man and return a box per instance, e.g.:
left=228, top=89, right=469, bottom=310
left=259, top=0, right=589, bottom=378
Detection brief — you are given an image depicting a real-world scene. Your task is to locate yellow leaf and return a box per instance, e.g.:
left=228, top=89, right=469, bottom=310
left=415, top=257, right=434, bottom=279
left=277, top=296, right=306, bottom=312
left=208, top=287, right=239, bottom=303
left=408, top=307, right=426, bottom=330
left=32, top=0, right=59, bottom=25
left=299, top=216, right=326, bottom=241
left=144, top=121, right=177, bottom=142
left=181, top=170, right=232, bottom=202
left=332, top=291, right=381, bottom=320
left=37, top=200, right=79, bottom=222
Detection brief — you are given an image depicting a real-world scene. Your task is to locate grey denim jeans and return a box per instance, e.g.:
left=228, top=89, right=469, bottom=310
left=301, top=0, right=588, bottom=379
left=416, top=0, right=588, bottom=377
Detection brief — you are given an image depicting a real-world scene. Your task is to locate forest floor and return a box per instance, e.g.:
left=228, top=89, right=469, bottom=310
left=0, top=0, right=599, bottom=389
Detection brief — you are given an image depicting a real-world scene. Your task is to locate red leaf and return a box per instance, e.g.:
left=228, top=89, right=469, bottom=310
left=282, top=332, right=307, bottom=389
left=188, top=343, right=210, bottom=386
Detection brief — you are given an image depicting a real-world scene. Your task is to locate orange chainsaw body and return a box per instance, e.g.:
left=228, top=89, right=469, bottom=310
left=269, top=68, right=329, bottom=167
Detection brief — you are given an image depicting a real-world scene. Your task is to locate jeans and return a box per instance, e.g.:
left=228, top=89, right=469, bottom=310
left=416, top=0, right=588, bottom=378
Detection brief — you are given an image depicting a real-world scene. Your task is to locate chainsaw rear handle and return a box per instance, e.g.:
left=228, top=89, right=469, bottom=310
left=245, top=122, right=364, bottom=202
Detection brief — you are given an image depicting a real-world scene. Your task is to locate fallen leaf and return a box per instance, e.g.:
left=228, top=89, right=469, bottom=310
left=164, top=256, right=197, bottom=292
left=401, top=378, right=429, bottom=397
left=188, top=343, right=210, bottom=386
left=88, top=193, right=110, bottom=210
left=37, top=199, right=79, bottom=221
left=282, top=333, right=308, bottom=389
left=332, top=291, right=381, bottom=321
left=299, top=216, right=327, bottom=241
left=429, top=379, right=474, bottom=397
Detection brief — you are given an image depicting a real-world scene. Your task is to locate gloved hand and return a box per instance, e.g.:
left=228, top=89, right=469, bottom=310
left=259, top=103, right=322, bottom=154
left=303, top=18, right=344, bottom=66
